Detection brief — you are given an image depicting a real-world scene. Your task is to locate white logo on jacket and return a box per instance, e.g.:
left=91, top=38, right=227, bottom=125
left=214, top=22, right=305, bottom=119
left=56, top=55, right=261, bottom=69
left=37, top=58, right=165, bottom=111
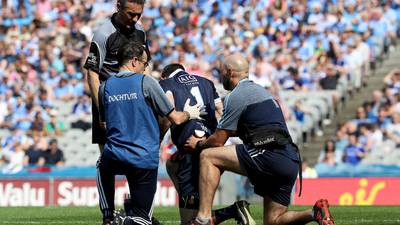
left=108, top=92, right=138, bottom=102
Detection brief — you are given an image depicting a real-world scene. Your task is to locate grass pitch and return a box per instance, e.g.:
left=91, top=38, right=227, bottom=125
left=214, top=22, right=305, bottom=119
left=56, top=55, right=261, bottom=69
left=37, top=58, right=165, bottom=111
left=0, top=205, right=399, bottom=224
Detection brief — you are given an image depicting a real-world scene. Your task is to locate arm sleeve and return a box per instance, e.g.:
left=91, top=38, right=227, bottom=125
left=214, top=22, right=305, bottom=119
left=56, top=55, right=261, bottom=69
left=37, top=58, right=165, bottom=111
left=83, top=31, right=107, bottom=73
left=59, top=151, right=65, bottom=163
left=136, top=23, right=152, bottom=61
left=217, top=94, right=244, bottom=131
left=143, top=76, right=174, bottom=117
left=98, top=82, right=106, bottom=122
left=159, top=80, right=171, bottom=93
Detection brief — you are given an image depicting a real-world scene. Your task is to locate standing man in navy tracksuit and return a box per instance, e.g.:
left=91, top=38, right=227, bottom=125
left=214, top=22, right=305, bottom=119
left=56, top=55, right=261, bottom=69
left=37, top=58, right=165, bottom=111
left=97, top=42, right=201, bottom=225
left=159, top=64, right=254, bottom=225
left=186, top=54, right=335, bottom=225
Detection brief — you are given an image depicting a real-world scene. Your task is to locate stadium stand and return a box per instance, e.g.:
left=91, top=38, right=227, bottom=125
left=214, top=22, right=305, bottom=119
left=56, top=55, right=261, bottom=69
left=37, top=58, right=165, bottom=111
left=0, top=0, right=399, bottom=178
left=315, top=66, right=400, bottom=176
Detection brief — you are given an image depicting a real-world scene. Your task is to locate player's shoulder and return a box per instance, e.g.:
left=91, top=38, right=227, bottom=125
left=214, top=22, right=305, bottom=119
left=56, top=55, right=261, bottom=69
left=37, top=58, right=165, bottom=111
left=159, top=78, right=179, bottom=92
left=134, top=22, right=147, bottom=39
left=158, top=77, right=172, bottom=86
left=143, top=74, right=158, bottom=83
left=193, top=75, right=215, bottom=86
left=92, top=19, right=116, bottom=42
left=134, top=23, right=145, bottom=33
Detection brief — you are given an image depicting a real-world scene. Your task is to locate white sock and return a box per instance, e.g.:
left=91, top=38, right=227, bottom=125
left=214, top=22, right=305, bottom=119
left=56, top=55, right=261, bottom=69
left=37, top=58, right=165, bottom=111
left=195, top=217, right=211, bottom=224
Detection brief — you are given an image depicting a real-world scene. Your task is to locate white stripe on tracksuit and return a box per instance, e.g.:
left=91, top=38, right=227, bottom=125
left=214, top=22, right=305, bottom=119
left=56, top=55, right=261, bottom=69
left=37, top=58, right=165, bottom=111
left=250, top=150, right=266, bottom=158
left=149, top=202, right=154, bottom=218
left=96, top=168, right=108, bottom=210
left=131, top=216, right=151, bottom=225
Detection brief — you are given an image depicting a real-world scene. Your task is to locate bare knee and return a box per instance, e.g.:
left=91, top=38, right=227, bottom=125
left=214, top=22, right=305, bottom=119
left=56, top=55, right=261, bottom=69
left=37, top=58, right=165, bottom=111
left=264, top=196, right=288, bottom=225
left=200, top=149, right=212, bottom=164
left=266, top=217, right=279, bottom=225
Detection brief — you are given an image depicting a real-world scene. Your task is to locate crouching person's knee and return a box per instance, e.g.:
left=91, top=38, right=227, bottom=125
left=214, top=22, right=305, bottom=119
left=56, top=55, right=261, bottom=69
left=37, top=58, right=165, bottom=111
left=200, top=149, right=212, bottom=163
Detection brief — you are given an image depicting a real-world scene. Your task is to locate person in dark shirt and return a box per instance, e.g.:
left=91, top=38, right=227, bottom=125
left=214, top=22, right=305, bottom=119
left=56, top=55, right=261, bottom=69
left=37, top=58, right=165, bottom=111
left=319, top=64, right=339, bottom=90
left=25, top=148, right=45, bottom=165
left=84, top=0, right=150, bottom=153
left=319, top=64, right=341, bottom=112
left=24, top=131, right=46, bottom=166
left=44, top=139, right=64, bottom=166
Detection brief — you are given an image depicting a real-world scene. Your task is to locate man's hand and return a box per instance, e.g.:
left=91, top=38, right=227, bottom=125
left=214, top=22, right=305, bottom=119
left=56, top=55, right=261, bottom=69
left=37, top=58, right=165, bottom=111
left=183, top=99, right=202, bottom=120
left=184, top=135, right=204, bottom=152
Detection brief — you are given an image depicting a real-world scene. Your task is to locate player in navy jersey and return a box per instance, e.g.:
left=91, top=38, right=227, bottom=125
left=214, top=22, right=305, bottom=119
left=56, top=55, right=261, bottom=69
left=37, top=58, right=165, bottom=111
left=159, top=64, right=222, bottom=149
left=159, top=64, right=255, bottom=225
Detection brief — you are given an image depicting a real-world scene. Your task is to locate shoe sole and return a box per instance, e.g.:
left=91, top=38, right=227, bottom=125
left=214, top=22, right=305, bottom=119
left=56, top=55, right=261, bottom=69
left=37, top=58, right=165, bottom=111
left=236, top=202, right=256, bottom=225
left=318, top=200, right=334, bottom=225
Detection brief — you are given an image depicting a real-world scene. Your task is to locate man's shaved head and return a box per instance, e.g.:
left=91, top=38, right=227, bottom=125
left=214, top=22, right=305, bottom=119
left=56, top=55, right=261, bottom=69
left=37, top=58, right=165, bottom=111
left=223, top=54, right=249, bottom=78
left=220, top=54, right=249, bottom=90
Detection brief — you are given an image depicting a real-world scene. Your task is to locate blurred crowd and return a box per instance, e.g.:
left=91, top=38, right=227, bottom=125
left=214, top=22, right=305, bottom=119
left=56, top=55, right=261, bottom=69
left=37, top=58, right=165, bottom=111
left=317, top=68, right=400, bottom=167
left=0, top=0, right=400, bottom=173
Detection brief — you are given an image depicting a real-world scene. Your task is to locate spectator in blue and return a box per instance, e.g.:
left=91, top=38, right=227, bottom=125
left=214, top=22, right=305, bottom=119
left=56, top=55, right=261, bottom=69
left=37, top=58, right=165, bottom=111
left=14, top=103, right=35, bottom=132
left=72, top=95, right=91, bottom=115
left=70, top=78, right=84, bottom=98
left=209, top=2, right=223, bottom=20
left=63, top=64, right=83, bottom=80
left=54, top=79, right=73, bottom=101
left=218, top=0, right=232, bottom=17
left=335, top=127, right=349, bottom=152
left=292, top=99, right=305, bottom=124
left=45, top=68, right=61, bottom=89
left=376, top=107, right=392, bottom=129
left=342, top=133, right=366, bottom=165
left=370, top=90, right=385, bottom=118
left=298, top=38, right=314, bottom=61
left=35, top=89, right=53, bottom=109
left=352, top=106, right=375, bottom=125
left=143, top=0, right=160, bottom=19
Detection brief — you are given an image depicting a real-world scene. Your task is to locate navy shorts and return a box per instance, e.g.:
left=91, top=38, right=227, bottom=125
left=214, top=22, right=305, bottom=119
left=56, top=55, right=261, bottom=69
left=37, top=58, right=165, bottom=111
left=170, top=151, right=200, bottom=209
left=92, top=104, right=107, bottom=144
left=236, top=144, right=299, bottom=206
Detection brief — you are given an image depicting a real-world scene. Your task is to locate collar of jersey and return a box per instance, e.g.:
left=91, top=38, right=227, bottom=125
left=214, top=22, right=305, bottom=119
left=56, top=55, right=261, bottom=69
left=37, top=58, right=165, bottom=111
left=168, top=69, right=184, bottom=78
left=232, top=78, right=250, bottom=91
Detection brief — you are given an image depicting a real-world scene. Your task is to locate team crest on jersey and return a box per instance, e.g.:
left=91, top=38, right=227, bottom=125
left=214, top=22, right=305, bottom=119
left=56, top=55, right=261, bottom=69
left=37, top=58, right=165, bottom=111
left=178, top=74, right=198, bottom=84
left=87, top=53, right=97, bottom=65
